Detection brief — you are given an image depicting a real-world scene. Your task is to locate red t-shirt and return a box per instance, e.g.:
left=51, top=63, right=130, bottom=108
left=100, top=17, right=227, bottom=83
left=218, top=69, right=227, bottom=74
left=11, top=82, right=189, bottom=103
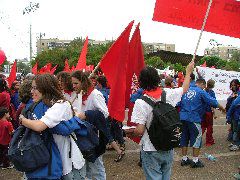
left=0, top=120, right=13, bottom=145
left=0, top=91, right=11, bottom=109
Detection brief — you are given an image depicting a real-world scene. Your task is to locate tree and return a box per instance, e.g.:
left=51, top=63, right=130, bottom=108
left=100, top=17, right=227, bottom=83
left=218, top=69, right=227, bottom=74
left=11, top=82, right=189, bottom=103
left=197, top=56, right=225, bottom=67
left=225, top=60, right=240, bottom=72
left=231, top=51, right=240, bottom=62
left=17, top=61, right=31, bottom=75
left=145, top=56, right=164, bottom=69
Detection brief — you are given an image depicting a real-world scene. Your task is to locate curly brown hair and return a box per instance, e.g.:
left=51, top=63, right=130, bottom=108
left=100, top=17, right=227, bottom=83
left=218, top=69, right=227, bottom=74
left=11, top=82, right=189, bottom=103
left=71, top=70, right=92, bottom=94
left=19, top=80, right=32, bottom=104
left=34, top=74, right=65, bottom=106
left=56, top=71, right=73, bottom=91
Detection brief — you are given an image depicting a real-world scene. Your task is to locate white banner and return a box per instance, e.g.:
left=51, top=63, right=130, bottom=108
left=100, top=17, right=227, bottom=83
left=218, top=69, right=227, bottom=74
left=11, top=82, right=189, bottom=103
left=196, top=66, right=240, bottom=101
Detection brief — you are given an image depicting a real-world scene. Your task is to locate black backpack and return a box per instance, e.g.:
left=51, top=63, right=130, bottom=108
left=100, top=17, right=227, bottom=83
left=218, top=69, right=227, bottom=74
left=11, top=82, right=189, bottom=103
left=142, top=90, right=182, bottom=151
left=8, top=102, right=51, bottom=172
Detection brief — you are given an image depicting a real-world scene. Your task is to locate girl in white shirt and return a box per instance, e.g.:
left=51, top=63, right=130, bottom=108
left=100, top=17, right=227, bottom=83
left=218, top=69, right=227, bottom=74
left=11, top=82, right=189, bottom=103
left=19, top=74, right=86, bottom=180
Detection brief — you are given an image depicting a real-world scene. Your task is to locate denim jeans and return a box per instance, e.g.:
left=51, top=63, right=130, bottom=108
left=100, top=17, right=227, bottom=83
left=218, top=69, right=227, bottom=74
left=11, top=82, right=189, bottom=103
left=86, top=156, right=106, bottom=180
left=233, top=120, right=240, bottom=146
left=62, top=167, right=86, bottom=180
left=141, top=149, right=174, bottom=180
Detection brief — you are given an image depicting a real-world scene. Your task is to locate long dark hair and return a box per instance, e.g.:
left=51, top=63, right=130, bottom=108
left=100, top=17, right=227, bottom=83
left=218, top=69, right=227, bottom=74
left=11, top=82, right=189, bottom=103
left=34, top=74, right=65, bottom=106
left=71, top=70, right=92, bottom=94
left=56, top=71, right=74, bottom=91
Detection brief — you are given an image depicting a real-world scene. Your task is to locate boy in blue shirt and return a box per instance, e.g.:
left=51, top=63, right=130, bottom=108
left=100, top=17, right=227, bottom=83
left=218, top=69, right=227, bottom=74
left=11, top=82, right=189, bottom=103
left=180, top=78, right=225, bottom=168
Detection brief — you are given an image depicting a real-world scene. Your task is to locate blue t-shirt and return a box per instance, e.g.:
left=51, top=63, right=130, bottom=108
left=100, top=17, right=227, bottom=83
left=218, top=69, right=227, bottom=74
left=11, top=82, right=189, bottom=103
left=205, top=89, right=216, bottom=112
left=180, top=85, right=218, bottom=123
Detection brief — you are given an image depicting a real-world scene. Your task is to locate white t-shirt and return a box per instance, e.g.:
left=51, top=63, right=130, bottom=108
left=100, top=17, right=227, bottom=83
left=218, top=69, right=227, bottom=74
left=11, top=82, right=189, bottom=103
left=40, top=101, right=85, bottom=175
left=82, top=89, right=109, bottom=118
left=63, top=91, right=82, bottom=113
left=131, top=88, right=183, bottom=151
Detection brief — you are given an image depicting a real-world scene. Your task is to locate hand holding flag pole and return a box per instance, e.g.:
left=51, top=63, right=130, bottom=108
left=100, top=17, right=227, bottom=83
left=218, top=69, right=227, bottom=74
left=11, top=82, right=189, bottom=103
left=192, top=0, right=213, bottom=62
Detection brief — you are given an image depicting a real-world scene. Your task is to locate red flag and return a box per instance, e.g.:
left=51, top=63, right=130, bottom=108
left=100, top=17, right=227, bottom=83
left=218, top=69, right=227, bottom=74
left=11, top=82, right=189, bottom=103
left=39, top=63, right=52, bottom=74
left=153, top=0, right=240, bottom=38
left=86, top=65, right=94, bottom=72
left=75, top=36, right=88, bottom=70
left=71, top=65, right=75, bottom=72
left=64, top=59, right=71, bottom=72
left=125, top=23, right=145, bottom=107
left=7, top=61, right=17, bottom=87
left=50, top=65, right=58, bottom=74
left=100, top=21, right=134, bottom=122
left=32, top=62, right=38, bottom=75
left=201, top=61, right=207, bottom=67
left=0, top=50, right=6, bottom=65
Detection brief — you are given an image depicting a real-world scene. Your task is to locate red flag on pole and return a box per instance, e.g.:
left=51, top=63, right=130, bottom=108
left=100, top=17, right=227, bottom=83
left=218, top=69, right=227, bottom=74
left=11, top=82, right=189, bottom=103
left=64, top=59, right=71, bottom=72
left=100, top=21, right=134, bottom=122
left=50, top=65, right=58, bottom=74
left=39, top=63, right=52, bottom=74
left=32, top=62, right=38, bottom=75
left=75, top=36, right=88, bottom=71
left=7, top=61, right=17, bottom=87
left=0, top=50, right=6, bottom=65
left=71, top=65, right=75, bottom=72
left=153, top=0, right=240, bottom=38
left=125, top=23, right=145, bottom=107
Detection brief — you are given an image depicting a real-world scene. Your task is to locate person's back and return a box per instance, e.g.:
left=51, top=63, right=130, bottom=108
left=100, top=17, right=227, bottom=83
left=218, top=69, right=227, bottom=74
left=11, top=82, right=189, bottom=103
left=180, top=80, right=218, bottom=123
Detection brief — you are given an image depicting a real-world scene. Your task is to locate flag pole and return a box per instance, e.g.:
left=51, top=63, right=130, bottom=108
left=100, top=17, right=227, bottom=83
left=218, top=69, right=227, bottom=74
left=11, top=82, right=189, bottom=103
left=192, top=0, right=213, bottom=62
left=89, top=62, right=100, bottom=78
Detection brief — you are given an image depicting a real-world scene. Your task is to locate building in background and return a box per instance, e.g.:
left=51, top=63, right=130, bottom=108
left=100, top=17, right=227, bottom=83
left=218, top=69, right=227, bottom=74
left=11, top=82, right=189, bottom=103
left=36, top=37, right=175, bottom=55
left=204, top=46, right=240, bottom=60
left=143, top=42, right=175, bottom=54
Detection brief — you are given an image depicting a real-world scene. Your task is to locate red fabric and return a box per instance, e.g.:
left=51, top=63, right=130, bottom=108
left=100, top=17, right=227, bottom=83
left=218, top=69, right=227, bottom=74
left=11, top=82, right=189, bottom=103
left=71, top=65, right=75, bottom=71
left=64, top=59, right=71, bottom=72
left=0, top=91, right=10, bottom=109
left=153, top=0, right=240, bottom=39
left=178, top=72, right=184, bottom=87
left=50, top=65, right=58, bottom=74
left=127, top=102, right=141, bottom=143
left=76, top=36, right=88, bottom=71
left=0, top=120, right=13, bottom=145
left=32, top=62, right=38, bottom=75
left=39, top=63, right=52, bottom=74
left=7, top=61, right=17, bottom=88
left=100, top=21, right=134, bottom=122
left=201, top=111, right=214, bottom=145
left=82, top=86, right=94, bottom=105
left=125, top=23, right=145, bottom=107
left=144, top=87, right=162, bottom=99
left=0, top=50, right=6, bottom=65
left=86, top=65, right=94, bottom=72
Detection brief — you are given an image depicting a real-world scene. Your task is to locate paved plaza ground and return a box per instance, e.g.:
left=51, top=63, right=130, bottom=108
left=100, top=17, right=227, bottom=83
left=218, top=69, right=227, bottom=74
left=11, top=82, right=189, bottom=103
left=1, top=111, right=239, bottom=180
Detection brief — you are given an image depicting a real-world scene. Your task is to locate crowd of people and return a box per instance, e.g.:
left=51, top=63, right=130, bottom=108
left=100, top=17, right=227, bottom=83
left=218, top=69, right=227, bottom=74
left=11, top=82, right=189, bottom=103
left=0, top=60, right=240, bottom=179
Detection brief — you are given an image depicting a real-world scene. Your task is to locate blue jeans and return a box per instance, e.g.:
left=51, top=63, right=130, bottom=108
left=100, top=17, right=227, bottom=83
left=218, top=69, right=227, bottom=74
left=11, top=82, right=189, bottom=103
left=141, top=149, right=174, bottom=180
left=86, top=156, right=106, bottom=180
left=62, top=167, right=86, bottom=180
left=233, top=120, right=240, bottom=146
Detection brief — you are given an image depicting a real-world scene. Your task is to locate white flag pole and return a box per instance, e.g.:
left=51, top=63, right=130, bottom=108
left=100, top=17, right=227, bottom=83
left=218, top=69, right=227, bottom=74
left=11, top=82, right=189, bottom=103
left=192, top=0, right=213, bottom=62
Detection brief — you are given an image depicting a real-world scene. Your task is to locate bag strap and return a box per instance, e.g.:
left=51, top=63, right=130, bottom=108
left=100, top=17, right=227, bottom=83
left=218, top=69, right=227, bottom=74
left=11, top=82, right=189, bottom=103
left=161, top=90, right=166, bottom=103
left=141, top=90, right=166, bottom=107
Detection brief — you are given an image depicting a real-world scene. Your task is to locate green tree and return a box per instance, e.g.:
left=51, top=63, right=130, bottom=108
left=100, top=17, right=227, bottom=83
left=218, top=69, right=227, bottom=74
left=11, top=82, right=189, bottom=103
left=231, top=51, right=240, bottom=62
left=197, top=56, right=224, bottom=67
left=17, top=61, right=31, bottom=75
left=145, top=56, right=164, bottom=68
left=225, top=60, right=240, bottom=72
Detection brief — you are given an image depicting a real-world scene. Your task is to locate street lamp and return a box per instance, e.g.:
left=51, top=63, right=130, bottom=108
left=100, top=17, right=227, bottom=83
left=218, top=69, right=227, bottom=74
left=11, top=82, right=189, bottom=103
left=23, top=2, right=40, bottom=61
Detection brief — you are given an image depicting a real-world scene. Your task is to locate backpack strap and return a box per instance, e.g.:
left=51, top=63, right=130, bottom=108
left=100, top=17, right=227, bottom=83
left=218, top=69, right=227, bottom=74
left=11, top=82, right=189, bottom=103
left=161, top=90, right=166, bottom=103
left=141, top=96, right=155, bottom=108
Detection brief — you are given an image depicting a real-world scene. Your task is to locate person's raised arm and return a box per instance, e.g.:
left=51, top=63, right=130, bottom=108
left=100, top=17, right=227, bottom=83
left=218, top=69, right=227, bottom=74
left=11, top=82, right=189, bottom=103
left=182, top=61, right=195, bottom=94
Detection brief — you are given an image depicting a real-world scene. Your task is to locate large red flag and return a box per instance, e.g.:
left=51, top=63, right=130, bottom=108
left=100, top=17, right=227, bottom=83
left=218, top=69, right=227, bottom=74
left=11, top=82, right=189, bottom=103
left=32, top=62, right=38, bottom=75
left=0, top=50, right=6, bottom=65
left=100, top=21, right=134, bottom=122
left=75, top=36, right=88, bottom=71
left=39, top=63, right=52, bottom=74
left=125, top=23, right=145, bottom=107
left=153, top=0, right=240, bottom=38
left=7, top=61, right=17, bottom=87
left=64, top=59, right=71, bottom=72
left=50, top=65, right=58, bottom=74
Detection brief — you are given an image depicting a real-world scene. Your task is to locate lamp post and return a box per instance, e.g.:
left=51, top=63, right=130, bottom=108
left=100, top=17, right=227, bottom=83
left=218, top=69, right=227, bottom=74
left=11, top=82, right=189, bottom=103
left=23, top=2, right=40, bottom=61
